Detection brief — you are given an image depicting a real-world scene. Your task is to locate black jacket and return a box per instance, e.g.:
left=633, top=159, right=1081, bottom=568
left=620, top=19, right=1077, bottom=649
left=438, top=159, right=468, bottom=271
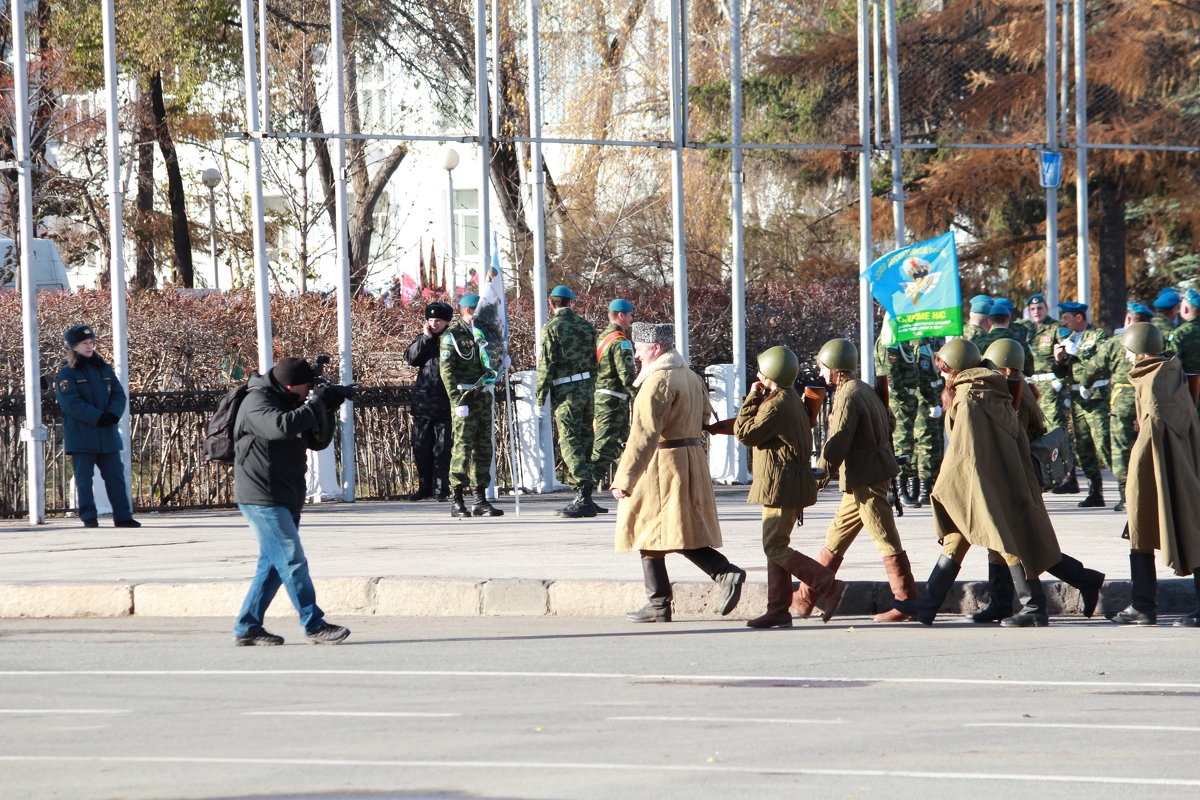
left=233, top=371, right=333, bottom=511
left=405, top=332, right=451, bottom=420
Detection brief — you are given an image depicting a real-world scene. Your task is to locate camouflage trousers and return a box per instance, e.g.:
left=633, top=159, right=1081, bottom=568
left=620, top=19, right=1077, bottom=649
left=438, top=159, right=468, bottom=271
left=1033, top=380, right=1071, bottom=435
left=889, top=389, right=943, bottom=480
left=590, top=391, right=630, bottom=490
left=449, top=389, right=494, bottom=489
left=1108, top=383, right=1137, bottom=486
left=552, top=383, right=595, bottom=488
left=1070, top=390, right=1111, bottom=481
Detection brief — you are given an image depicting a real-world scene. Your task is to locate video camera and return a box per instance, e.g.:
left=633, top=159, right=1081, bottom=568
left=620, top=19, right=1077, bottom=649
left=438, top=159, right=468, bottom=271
left=311, top=354, right=359, bottom=401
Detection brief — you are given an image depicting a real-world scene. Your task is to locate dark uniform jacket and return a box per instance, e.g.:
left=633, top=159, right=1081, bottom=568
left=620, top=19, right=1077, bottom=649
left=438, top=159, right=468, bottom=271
left=818, top=379, right=900, bottom=491
left=405, top=332, right=451, bottom=420
left=56, top=354, right=126, bottom=454
left=233, top=372, right=334, bottom=512
left=735, top=387, right=818, bottom=509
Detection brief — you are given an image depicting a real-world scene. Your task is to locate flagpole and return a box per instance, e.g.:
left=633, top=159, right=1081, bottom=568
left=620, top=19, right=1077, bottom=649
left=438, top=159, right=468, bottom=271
left=493, top=233, right=522, bottom=516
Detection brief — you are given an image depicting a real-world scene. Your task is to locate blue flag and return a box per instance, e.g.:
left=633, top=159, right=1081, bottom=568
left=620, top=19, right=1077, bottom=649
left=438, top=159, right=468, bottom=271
left=861, top=231, right=962, bottom=342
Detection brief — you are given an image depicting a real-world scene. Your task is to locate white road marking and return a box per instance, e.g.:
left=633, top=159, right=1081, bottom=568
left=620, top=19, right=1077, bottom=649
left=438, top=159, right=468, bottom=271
left=1, top=755, right=1199, bottom=787
left=967, top=722, right=1200, bottom=733
left=608, top=715, right=842, bottom=725
left=0, top=709, right=131, bottom=715
left=1, top=668, right=1198, bottom=691
left=243, top=711, right=459, bottom=718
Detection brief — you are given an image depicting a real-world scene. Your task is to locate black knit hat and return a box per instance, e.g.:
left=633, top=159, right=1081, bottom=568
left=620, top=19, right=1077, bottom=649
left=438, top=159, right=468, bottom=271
left=271, top=357, right=316, bottom=386
left=64, top=324, right=96, bottom=348
left=425, top=302, right=453, bottom=321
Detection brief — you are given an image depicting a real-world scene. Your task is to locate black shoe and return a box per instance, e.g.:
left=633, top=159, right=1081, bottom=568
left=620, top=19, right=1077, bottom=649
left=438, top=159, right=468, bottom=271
left=307, top=623, right=351, bottom=644
left=82, top=518, right=99, bottom=528
left=625, top=604, right=672, bottom=623
left=1109, top=551, right=1159, bottom=625
left=630, top=557, right=672, bottom=622
left=1113, top=500, right=1125, bottom=512
left=450, top=487, right=470, bottom=518
left=970, top=563, right=1016, bottom=623
left=1077, top=478, right=1105, bottom=508
left=917, top=478, right=933, bottom=506
left=471, top=487, right=504, bottom=517
left=1052, top=473, right=1080, bottom=494
left=234, top=628, right=284, bottom=647
left=407, top=488, right=433, bottom=502
left=114, top=519, right=141, bottom=528
left=1110, top=605, right=1156, bottom=625
left=1174, top=613, right=1199, bottom=627
left=714, top=568, right=747, bottom=616
left=435, top=493, right=449, bottom=502
left=1046, top=554, right=1104, bottom=618
left=558, top=488, right=597, bottom=518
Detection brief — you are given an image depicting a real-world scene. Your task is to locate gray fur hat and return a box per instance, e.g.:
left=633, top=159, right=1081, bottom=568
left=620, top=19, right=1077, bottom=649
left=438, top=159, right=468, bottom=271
left=631, top=322, right=674, bottom=347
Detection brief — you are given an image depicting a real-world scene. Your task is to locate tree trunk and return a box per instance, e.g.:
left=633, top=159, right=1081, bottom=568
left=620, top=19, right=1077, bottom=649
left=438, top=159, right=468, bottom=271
left=1096, top=172, right=1127, bottom=332
left=133, top=86, right=156, bottom=291
left=150, top=72, right=194, bottom=287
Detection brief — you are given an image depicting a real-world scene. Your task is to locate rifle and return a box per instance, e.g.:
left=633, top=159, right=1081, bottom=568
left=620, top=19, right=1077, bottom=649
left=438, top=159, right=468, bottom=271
left=888, top=453, right=908, bottom=518
left=803, top=386, right=826, bottom=429
left=1007, top=378, right=1024, bottom=410
left=874, top=375, right=889, bottom=407
left=1189, top=374, right=1200, bottom=406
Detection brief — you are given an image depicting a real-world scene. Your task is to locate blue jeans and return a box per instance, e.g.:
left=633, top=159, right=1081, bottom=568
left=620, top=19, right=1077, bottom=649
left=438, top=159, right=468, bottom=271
left=234, top=504, right=325, bottom=636
left=71, top=451, right=133, bottom=522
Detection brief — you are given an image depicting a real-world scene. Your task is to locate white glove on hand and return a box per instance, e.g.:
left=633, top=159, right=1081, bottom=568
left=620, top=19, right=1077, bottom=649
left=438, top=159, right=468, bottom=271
left=455, top=405, right=470, bottom=419
left=1079, top=386, right=1092, bottom=401
left=1051, top=380, right=1063, bottom=393
left=533, top=404, right=546, bottom=419
left=1063, top=338, right=1079, bottom=356
left=929, top=405, right=943, bottom=419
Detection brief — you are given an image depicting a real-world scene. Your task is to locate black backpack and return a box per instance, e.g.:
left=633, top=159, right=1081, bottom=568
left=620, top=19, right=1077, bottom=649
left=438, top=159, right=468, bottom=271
left=204, top=384, right=253, bottom=465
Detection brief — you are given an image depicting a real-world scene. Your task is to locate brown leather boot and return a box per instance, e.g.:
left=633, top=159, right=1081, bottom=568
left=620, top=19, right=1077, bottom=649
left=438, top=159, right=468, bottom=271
left=785, top=551, right=845, bottom=623
left=790, top=547, right=843, bottom=617
left=873, top=551, right=917, bottom=622
left=747, top=561, right=794, bottom=629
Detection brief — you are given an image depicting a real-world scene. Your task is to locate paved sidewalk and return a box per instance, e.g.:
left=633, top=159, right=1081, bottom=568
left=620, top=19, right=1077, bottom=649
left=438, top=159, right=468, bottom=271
left=0, top=475, right=1192, bottom=620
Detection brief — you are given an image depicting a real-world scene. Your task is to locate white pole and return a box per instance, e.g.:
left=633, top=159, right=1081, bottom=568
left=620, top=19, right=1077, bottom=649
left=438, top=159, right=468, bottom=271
left=857, top=0, right=874, bottom=383
left=208, top=186, right=219, bottom=290
left=884, top=0, right=904, bottom=250
left=13, top=0, right=45, bottom=523
left=491, top=0, right=501, bottom=139
left=527, top=0, right=554, bottom=492
left=668, top=0, right=688, bottom=359
left=475, top=0, right=498, bottom=497
left=102, top=0, right=132, bottom=513
left=1045, top=0, right=1060, bottom=310
left=258, top=0, right=271, bottom=134
left=1074, top=0, right=1089, bottom=306
left=1060, top=0, right=1070, bottom=144
left=237, top=0, right=273, bottom=373
left=871, top=0, right=883, bottom=147
left=729, top=0, right=748, bottom=483
left=329, top=0, right=356, bottom=501
left=446, top=168, right=456, bottom=291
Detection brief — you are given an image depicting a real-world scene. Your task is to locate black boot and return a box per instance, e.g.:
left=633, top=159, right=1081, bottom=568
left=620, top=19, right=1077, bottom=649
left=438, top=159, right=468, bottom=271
left=470, top=487, right=504, bottom=517
left=586, top=485, right=609, bottom=514
left=681, top=547, right=746, bottom=615
left=1001, top=565, right=1050, bottom=627
left=892, top=554, right=961, bottom=626
left=917, top=478, right=933, bottom=506
left=1113, top=483, right=1125, bottom=513
left=408, top=483, right=433, bottom=502
left=626, top=557, right=672, bottom=622
left=970, top=563, right=1016, bottom=623
left=900, top=471, right=920, bottom=508
left=449, top=486, right=470, bottom=518
left=1046, top=553, right=1105, bottom=618
left=1173, top=570, right=1200, bottom=627
left=1052, top=471, right=1080, bottom=494
left=557, top=487, right=597, bottom=518
left=1110, top=551, right=1158, bottom=625
left=1078, top=477, right=1105, bottom=508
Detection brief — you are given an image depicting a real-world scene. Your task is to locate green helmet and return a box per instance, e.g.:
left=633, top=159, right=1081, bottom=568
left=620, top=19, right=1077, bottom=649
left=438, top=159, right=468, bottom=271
left=937, top=338, right=982, bottom=371
left=757, top=346, right=800, bottom=387
left=982, top=338, right=1026, bottom=371
left=816, top=338, right=858, bottom=371
left=1122, top=321, right=1164, bottom=355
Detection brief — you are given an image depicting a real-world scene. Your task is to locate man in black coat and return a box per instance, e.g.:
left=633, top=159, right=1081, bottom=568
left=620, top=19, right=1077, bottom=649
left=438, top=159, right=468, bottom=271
left=404, top=301, right=454, bottom=501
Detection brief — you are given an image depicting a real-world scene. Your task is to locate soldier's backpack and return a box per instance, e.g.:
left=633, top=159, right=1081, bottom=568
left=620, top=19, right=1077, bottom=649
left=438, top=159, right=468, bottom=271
left=204, top=384, right=253, bottom=465
left=1029, top=426, right=1073, bottom=491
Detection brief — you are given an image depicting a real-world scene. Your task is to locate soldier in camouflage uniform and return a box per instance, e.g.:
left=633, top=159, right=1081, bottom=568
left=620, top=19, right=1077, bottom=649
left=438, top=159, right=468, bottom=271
left=1052, top=301, right=1111, bottom=508
left=873, top=320, right=943, bottom=507
left=1024, top=294, right=1075, bottom=492
left=590, top=299, right=638, bottom=498
left=972, top=298, right=1035, bottom=375
left=439, top=293, right=503, bottom=518
left=1170, top=289, right=1200, bottom=413
left=536, top=285, right=600, bottom=518
left=1152, top=287, right=1182, bottom=339
left=962, top=295, right=993, bottom=343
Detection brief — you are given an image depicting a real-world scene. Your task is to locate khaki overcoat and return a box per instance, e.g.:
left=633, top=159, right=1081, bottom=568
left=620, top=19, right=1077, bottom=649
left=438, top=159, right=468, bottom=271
left=817, top=379, right=899, bottom=491
left=734, top=387, right=818, bottom=509
left=613, top=350, right=722, bottom=552
left=930, top=367, right=1061, bottom=576
left=1126, top=353, right=1200, bottom=574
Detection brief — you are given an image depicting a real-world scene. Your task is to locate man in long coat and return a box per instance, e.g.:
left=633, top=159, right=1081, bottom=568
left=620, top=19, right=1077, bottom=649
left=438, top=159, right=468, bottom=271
left=611, top=322, right=745, bottom=623
left=1111, top=322, right=1200, bottom=626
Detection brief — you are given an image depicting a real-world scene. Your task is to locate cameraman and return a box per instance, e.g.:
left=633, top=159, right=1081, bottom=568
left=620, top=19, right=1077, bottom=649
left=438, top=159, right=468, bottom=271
left=231, top=356, right=353, bottom=646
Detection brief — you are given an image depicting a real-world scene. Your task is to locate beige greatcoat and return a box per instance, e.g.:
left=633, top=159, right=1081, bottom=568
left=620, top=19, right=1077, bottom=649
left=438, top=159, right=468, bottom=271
left=930, top=367, right=1061, bottom=576
left=613, top=349, right=722, bottom=552
left=1126, top=353, right=1200, bottom=575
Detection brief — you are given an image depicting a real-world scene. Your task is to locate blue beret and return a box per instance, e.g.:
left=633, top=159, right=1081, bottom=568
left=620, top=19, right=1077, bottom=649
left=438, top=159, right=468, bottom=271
left=990, top=298, right=1014, bottom=317
left=969, top=294, right=993, bottom=313
left=1127, top=302, right=1153, bottom=316
left=459, top=293, right=480, bottom=308
left=1058, top=301, right=1088, bottom=314
left=608, top=298, right=635, bottom=313
left=1026, top=294, right=1046, bottom=306
left=549, top=285, right=576, bottom=300
left=1187, top=289, right=1200, bottom=307
left=1153, top=288, right=1181, bottom=309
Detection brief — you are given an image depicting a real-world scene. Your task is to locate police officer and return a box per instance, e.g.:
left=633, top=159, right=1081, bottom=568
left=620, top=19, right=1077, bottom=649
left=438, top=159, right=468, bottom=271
left=56, top=324, right=139, bottom=528
left=1053, top=301, right=1111, bottom=508
left=1169, top=289, right=1200, bottom=405
left=590, top=299, right=638, bottom=498
left=963, top=295, right=993, bottom=342
left=973, top=298, right=1034, bottom=375
left=404, top=301, right=454, bottom=502
left=1151, top=287, right=1182, bottom=338
left=536, top=285, right=599, bottom=518
left=873, top=320, right=943, bottom=507
left=439, top=293, right=503, bottom=518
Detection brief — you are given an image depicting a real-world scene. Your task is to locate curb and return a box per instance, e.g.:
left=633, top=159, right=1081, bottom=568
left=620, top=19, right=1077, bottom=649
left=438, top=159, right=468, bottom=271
left=0, top=577, right=1195, bottom=620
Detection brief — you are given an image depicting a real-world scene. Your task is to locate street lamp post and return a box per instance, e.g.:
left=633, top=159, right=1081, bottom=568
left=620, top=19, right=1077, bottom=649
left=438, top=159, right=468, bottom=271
left=201, top=168, right=222, bottom=290
left=441, top=146, right=460, bottom=293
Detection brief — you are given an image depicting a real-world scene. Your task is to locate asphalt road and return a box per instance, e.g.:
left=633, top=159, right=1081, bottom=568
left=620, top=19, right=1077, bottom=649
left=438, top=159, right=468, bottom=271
left=1, top=615, right=1198, bottom=800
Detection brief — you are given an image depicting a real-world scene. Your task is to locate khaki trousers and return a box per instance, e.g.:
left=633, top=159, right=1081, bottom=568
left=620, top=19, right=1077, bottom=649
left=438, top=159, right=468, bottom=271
left=941, top=532, right=1020, bottom=567
left=823, top=480, right=904, bottom=558
left=761, top=506, right=804, bottom=566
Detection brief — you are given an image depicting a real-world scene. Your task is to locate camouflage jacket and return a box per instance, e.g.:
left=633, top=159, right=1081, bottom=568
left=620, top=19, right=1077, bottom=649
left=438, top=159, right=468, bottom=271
left=1170, top=319, right=1200, bottom=375
left=595, top=323, right=638, bottom=398
left=1028, top=318, right=1062, bottom=376
left=536, top=308, right=597, bottom=405
left=974, top=327, right=1035, bottom=376
left=1082, top=336, right=1134, bottom=398
left=962, top=322, right=988, bottom=343
left=439, top=319, right=495, bottom=404
left=1052, top=323, right=1111, bottom=387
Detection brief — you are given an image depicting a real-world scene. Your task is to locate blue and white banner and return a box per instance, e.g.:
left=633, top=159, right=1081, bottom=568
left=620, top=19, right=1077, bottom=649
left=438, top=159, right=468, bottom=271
left=861, top=231, right=962, bottom=341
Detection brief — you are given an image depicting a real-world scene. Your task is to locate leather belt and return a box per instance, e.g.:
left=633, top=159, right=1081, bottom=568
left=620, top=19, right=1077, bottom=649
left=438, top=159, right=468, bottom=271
left=1075, top=379, right=1109, bottom=392
left=657, top=438, right=702, bottom=449
left=552, top=372, right=592, bottom=386
left=596, top=388, right=629, bottom=400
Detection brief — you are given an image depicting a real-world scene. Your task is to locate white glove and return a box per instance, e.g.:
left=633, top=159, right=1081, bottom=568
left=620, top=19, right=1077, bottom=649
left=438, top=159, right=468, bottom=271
left=1051, top=380, right=1063, bottom=393
left=455, top=405, right=470, bottom=419
left=1080, top=386, right=1092, bottom=401
left=1063, top=338, right=1079, bottom=356
left=929, top=405, right=943, bottom=419
left=533, top=404, right=546, bottom=419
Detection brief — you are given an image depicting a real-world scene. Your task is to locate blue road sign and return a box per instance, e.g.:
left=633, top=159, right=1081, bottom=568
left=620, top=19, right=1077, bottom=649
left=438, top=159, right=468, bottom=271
left=1039, top=151, right=1063, bottom=189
